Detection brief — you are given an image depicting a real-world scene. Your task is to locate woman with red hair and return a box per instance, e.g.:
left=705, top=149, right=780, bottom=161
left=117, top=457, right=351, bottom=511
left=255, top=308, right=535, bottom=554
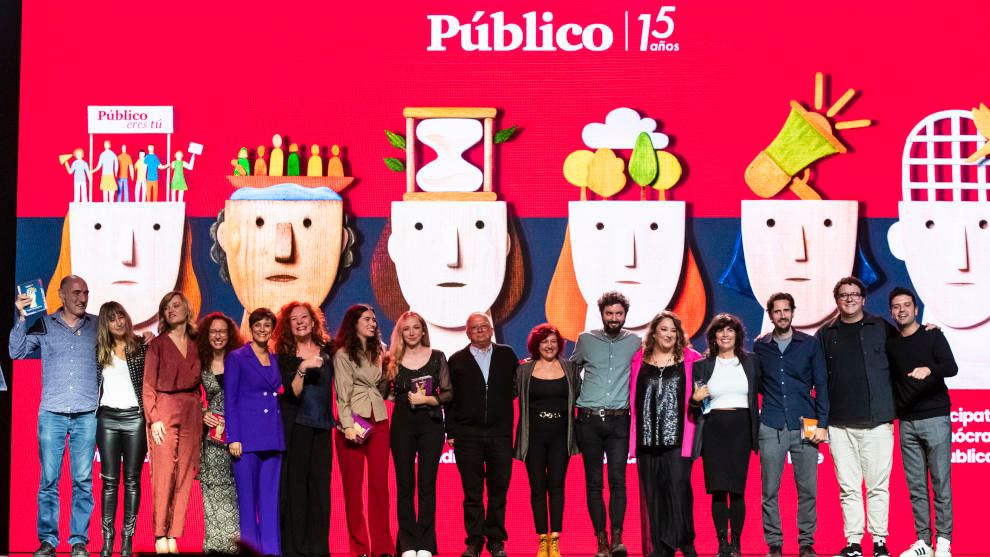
left=275, top=302, right=335, bottom=557
left=514, top=323, right=581, bottom=557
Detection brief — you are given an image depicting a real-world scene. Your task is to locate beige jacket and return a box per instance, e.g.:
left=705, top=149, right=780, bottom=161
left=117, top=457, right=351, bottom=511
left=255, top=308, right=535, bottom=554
left=333, top=348, right=387, bottom=428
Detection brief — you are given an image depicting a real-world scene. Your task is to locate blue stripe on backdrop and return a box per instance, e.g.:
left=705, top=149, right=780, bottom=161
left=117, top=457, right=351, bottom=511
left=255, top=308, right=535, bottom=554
left=14, top=216, right=915, bottom=357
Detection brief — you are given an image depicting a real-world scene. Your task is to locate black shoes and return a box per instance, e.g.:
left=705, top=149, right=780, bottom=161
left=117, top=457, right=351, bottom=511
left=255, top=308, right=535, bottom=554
left=767, top=546, right=783, bottom=557
left=487, top=541, right=507, bottom=557
left=610, top=528, right=627, bottom=557
left=594, top=531, right=610, bottom=557
left=680, top=543, right=699, bottom=557
left=462, top=543, right=483, bottom=557
left=800, top=545, right=818, bottom=557
left=71, top=542, right=90, bottom=557
left=836, top=543, right=864, bottom=557
left=33, top=542, right=56, bottom=557
left=874, top=542, right=891, bottom=557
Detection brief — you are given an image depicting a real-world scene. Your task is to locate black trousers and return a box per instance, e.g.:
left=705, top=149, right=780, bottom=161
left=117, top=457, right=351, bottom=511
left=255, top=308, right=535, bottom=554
left=453, top=434, right=513, bottom=547
left=281, top=424, right=332, bottom=557
left=575, top=413, right=630, bottom=533
left=391, top=410, right=445, bottom=554
left=96, top=406, right=146, bottom=536
left=524, top=416, right=570, bottom=534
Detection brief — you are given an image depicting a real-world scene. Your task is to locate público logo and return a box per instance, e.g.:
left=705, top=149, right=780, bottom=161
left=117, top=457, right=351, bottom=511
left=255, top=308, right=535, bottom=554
left=426, top=8, right=679, bottom=53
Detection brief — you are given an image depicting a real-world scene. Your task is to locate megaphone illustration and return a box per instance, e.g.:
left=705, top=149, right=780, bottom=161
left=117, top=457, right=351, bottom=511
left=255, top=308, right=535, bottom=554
left=745, top=101, right=846, bottom=200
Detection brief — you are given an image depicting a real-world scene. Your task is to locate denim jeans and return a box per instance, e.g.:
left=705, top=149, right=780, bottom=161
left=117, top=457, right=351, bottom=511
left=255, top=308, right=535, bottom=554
left=116, top=178, right=130, bottom=202
left=38, top=410, right=97, bottom=546
left=900, top=415, right=952, bottom=545
left=575, top=412, right=630, bottom=533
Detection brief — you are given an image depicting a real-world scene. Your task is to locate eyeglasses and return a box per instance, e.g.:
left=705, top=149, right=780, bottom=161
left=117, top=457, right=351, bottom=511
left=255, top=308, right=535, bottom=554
left=836, top=293, right=863, bottom=300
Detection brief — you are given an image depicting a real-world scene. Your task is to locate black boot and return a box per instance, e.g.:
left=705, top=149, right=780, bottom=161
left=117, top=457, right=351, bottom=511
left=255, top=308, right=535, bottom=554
left=716, top=531, right=730, bottom=557
left=610, top=528, right=627, bottom=557
left=120, top=475, right=140, bottom=557
left=100, top=478, right=118, bottom=557
left=594, top=531, right=610, bottom=557
left=729, top=529, right=742, bottom=557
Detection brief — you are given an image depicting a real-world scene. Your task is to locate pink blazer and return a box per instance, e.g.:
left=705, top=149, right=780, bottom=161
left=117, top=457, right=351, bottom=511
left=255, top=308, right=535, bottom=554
left=629, top=346, right=703, bottom=458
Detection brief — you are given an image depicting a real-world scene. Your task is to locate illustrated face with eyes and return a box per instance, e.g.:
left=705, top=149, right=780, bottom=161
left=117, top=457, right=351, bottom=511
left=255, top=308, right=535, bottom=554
left=68, top=202, right=185, bottom=326
left=387, top=201, right=509, bottom=328
left=741, top=200, right=858, bottom=329
left=888, top=201, right=990, bottom=328
left=568, top=201, right=685, bottom=329
left=217, top=199, right=346, bottom=315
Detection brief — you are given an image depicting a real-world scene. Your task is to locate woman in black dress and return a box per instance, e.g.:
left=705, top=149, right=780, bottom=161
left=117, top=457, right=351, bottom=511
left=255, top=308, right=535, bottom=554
left=689, top=314, right=759, bottom=557
left=275, top=302, right=335, bottom=557
left=633, top=311, right=703, bottom=557
left=384, top=311, right=452, bottom=557
left=195, top=312, right=243, bottom=553
left=95, top=302, right=147, bottom=557
left=513, top=323, right=581, bottom=557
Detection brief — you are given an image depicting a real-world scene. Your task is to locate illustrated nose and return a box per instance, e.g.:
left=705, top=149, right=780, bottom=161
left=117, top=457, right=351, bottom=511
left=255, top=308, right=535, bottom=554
left=118, top=227, right=136, bottom=266
left=623, top=228, right=637, bottom=268
left=793, top=225, right=808, bottom=262
left=952, top=223, right=970, bottom=271
left=445, top=226, right=461, bottom=268
left=275, top=222, right=294, bottom=262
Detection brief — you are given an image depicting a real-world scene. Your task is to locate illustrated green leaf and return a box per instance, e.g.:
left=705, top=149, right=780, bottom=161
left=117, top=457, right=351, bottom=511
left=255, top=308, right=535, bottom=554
left=493, top=125, right=518, bottom=143
left=385, top=130, right=406, bottom=150
left=628, top=132, right=657, bottom=187
left=384, top=157, right=405, bottom=172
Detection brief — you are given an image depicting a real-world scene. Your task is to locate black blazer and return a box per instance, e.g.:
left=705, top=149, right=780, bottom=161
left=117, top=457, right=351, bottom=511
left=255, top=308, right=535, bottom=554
left=446, top=343, right=519, bottom=439
left=688, top=351, right=760, bottom=459
left=97, top=342, right=147, bottom=413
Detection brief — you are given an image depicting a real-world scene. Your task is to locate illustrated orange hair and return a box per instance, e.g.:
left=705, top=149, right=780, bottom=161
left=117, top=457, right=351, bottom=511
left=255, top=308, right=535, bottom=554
left=545, top=223, right=707, bottom=341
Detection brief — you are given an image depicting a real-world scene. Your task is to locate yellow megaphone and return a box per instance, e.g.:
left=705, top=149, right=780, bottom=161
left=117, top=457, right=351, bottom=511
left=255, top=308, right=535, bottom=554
left=745, top=101, right=847, bottom=200
left=59, top=154, right=73, bottom=165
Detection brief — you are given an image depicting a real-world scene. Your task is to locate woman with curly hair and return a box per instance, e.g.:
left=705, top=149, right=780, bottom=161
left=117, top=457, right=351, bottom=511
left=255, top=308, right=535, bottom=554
left=384, top=311, right=451, bottom=557
left=95, top=302, right=147, bottom=557
left=143, top=291, right=201, bottom=554
left=194, top=312, right=243, bottom=553
left=275, top=302, right=335, bottom=557
left=514, top=323, right=581, bottom=557
left=688, top=313, right=760, bottom=557
left=334, top=304, right=394, bottom=557
left=630, top=311, right=703, bottom=557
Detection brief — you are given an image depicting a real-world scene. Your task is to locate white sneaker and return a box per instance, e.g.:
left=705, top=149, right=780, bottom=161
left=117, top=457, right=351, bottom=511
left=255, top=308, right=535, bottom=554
left=416, top=551, right=432, bottom=557
left=899, top=540, right=931, bottom=557
left=934, top=537, right=951, bottom=557
left=402, top=551, right=417, bottom=557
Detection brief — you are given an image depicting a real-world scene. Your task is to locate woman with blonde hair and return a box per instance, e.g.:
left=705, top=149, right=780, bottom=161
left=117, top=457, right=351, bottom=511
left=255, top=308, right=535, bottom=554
left=143, top=291, right=201, bottom=554
left=95, top=302, right=147, bottom=557
left=384, top=311, right=451, bottom=557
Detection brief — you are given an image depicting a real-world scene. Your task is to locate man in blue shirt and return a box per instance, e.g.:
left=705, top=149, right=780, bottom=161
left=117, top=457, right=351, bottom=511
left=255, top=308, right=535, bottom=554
left=144, top=144, right=162, bottom=202
left=753, top=292, right=829, bottom=557
left=570, top=291, right=641, bottom=557
left=10, top=275, right=99, bottom=557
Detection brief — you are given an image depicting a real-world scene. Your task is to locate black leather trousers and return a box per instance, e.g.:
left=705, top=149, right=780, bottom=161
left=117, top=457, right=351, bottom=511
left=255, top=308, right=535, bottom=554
left=96, top=406, right=147, bottom=537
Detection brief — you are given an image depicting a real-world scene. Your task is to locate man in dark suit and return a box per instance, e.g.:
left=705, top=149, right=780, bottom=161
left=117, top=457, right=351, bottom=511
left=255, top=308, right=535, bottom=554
left=446, top=312, right=519, bottom=557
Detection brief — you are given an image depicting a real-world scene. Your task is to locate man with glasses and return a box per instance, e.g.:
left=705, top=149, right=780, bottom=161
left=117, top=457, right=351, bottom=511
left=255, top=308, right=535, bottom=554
left=815, top=277, right=897, bottom=557
left=446, top=312, right=519, bottom=557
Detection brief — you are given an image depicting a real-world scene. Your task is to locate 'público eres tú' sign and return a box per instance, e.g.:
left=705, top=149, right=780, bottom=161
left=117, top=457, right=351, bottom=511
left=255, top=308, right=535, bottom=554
left=87, top=106, right=174, bottom=134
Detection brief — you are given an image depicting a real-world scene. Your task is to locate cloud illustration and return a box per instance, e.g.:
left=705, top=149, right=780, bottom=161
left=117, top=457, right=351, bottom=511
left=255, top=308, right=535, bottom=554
left=581, top=108, right=670, bottom=149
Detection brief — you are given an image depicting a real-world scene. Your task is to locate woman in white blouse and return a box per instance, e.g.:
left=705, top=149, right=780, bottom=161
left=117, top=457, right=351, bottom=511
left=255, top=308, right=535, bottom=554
left=95, top=301, right=148, bottom=557
left=689, top=314, right=760, bottom=557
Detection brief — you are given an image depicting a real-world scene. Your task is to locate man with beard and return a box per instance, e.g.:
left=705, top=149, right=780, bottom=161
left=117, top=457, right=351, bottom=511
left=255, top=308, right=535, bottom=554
left=816, top=277, right=898, bottom=557
left=570, top=291, right=641, bottom=557
left=753, top=292, right=829, bottom=557
left=886, top=287, right=956, bottom=557
left=9, top=275, right=99, bottom=557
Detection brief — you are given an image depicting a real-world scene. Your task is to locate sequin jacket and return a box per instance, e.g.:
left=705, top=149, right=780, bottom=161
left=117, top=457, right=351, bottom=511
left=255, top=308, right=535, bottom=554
left=629, top=347, right=702, bottom=457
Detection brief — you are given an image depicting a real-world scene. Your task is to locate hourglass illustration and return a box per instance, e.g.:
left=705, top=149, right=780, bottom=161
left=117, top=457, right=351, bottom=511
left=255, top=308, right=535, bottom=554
left=401, top=107, right=498, bottom=201
left=416, top=118, right=484, bottom=192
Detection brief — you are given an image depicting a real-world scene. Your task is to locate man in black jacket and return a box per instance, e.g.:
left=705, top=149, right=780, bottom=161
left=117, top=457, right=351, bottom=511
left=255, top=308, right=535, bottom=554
left=446, top=312, right=519, bottom=557
left=887, top=287, right=956, bottom=557
left=815, top=277, right=897, bottom=557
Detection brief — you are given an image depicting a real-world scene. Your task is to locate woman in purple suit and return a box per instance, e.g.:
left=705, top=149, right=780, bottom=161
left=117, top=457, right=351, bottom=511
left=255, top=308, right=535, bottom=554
left=225, top=308, right=285, bottom=555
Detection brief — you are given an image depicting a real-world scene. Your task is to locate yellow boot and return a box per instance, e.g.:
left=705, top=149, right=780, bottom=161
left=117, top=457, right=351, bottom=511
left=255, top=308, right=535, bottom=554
left=549, top=532, right=562, bottom=557
left=538, top=534, right=550, bottom=557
